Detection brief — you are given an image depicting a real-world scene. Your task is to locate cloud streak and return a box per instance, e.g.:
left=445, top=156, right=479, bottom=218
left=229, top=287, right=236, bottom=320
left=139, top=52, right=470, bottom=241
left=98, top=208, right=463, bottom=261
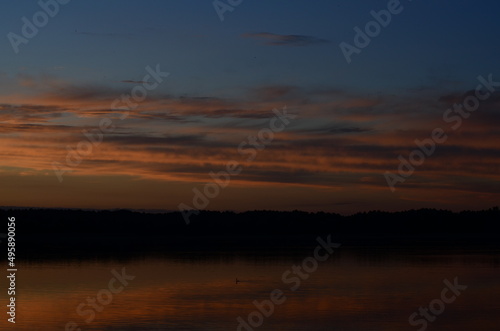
left=242, top=32, right=329, bottom=46
left=0, top=75, right=498, bottom=212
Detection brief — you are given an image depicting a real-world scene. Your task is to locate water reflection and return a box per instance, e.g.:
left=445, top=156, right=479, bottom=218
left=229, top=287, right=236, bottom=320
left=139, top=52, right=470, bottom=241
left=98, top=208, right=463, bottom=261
left=6, top=243, right=500, bottom=330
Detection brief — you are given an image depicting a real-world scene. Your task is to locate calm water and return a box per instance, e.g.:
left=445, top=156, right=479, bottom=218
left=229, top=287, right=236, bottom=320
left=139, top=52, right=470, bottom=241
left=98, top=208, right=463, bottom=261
left=3, top=245, right=500, bottom=330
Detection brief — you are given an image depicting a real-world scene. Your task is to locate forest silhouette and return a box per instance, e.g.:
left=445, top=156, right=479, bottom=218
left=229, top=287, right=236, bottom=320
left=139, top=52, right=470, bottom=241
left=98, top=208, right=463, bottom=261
left=1, top=207, right=499, bottom=261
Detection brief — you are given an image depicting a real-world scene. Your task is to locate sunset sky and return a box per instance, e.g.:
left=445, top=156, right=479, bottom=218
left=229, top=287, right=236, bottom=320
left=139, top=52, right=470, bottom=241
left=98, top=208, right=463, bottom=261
left=1, top=0, right=499, bottom=214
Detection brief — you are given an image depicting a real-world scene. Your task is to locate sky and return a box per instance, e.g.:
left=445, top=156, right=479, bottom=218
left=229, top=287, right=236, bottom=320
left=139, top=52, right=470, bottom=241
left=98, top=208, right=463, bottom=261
left=0, top=0, right=499, bottom=214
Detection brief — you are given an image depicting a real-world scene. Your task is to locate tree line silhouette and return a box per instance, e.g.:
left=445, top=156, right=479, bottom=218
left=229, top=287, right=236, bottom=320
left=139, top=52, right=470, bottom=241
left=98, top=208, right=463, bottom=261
left=1, top=207, right=498, bottom=261
left=2, top=207, right=498, bottom=236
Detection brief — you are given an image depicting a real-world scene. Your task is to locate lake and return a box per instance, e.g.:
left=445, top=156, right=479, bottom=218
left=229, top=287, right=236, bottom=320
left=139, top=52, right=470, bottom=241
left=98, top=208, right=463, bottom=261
left=6, top=241, right=500, bottom=330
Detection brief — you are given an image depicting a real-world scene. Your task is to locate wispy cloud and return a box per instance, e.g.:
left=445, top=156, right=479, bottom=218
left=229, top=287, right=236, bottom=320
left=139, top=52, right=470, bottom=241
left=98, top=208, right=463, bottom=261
left=242, top=32, right=329, bottom=46
left=0, top=73, right=499, bottom=207
left=73, top=30, right=133, bottom=39
left=120, top=80, right=148, bottom=84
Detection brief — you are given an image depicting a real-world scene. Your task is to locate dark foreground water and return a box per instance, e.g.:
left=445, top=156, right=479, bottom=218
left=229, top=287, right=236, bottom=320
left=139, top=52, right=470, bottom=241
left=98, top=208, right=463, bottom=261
left=2, top=242, right=500, bottom=330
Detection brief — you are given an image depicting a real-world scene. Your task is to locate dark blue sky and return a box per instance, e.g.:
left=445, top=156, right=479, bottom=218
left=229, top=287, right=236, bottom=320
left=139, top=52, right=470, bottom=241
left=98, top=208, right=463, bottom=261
left=3, top=0, right=500, bottom=94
